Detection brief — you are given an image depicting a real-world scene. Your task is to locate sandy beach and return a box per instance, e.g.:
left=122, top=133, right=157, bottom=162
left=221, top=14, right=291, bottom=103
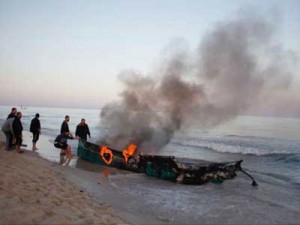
left=0, top=133, right=128, bottom=225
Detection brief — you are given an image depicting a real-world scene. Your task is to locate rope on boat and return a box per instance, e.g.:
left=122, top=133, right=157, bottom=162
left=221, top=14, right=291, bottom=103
left=239, top=168, right=258, bottom=186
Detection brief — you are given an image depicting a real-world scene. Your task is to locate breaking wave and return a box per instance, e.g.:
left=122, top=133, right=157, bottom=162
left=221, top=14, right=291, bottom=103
left=173, top=136, right=300, bottom=156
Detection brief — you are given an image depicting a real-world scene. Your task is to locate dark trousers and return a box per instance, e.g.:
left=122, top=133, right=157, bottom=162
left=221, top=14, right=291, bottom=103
left=32, top=132, right=40, bottom=143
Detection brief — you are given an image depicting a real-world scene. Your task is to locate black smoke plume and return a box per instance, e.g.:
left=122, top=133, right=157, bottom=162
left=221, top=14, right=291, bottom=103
left=98, top=10, right=295, bottom=152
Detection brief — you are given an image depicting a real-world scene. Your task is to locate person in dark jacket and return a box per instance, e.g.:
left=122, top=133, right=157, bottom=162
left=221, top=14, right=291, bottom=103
left=75, top=118, right=91, bottom=141
left=6, top=107, right=17, bottom=148
left=61, top=115, right=72, bottom=136
left=30, top=113, right=41, bottom=151
left=7, top=107, right=17, bottom=119
left=12, top=111, right=23, bottom=153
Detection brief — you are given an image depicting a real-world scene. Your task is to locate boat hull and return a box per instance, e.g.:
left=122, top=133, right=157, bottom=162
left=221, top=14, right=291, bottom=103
left=77, top=140, right=138, bottom=172
left=77, top=141, right=245, bottom=185
left=137, top=155, right=242, bottom=185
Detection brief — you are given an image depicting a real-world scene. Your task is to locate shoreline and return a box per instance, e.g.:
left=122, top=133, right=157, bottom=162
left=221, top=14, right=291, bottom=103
left=1, top=119, right=299, bottom=224
left=0, top=132, right=130, bottom=225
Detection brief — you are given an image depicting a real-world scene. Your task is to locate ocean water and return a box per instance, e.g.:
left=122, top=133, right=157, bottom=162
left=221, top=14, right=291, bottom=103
left=0, top=105, right=299, bottom=224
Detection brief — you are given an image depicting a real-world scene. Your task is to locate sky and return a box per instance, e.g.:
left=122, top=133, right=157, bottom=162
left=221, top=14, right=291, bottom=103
left=0, top=0, right=299, bottom=116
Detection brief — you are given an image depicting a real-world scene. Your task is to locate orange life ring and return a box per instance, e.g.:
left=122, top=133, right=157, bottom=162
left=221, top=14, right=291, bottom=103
left=99, top=146, right=113, bottom=165
left=122, top=144, right=137, bottom=164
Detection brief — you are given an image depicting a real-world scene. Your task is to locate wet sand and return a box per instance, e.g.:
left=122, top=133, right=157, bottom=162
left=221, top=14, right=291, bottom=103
left=0, top=132, right=129, bottom=225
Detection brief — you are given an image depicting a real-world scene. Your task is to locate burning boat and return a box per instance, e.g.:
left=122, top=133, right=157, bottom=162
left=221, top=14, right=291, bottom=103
left=77, top=140, right=257, bottom=186
left=77, top=140, right=139, bottom=172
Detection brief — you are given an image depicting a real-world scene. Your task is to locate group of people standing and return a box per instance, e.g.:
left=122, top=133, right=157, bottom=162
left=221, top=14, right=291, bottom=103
left=1, top=108, right=43, bottom=153
left=1, top=108, right=26, bottom=153
left=1, top=107, right=91, bottom=159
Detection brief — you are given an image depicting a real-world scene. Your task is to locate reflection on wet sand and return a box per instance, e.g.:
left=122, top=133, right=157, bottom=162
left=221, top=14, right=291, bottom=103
left=59, top=154, right=72, bottom=166
left=73, top=158, right=118, bottom=176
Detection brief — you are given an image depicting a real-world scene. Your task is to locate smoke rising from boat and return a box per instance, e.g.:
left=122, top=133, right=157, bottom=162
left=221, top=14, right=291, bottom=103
left=99, top=10, right=295, bottom=152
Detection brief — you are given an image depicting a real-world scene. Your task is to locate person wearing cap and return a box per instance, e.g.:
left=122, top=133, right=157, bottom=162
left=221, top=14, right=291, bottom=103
left=30, top=113, right=41, bottom=151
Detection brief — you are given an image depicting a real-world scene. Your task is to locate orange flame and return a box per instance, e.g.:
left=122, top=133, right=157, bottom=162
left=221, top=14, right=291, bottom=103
left=122, top=144, right=137, bottom=164
left=99, top=145, right=113, bottom=165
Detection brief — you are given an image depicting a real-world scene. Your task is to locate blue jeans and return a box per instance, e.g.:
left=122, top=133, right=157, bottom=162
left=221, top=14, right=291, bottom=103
left=3, top=131, right=13, bottom=150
